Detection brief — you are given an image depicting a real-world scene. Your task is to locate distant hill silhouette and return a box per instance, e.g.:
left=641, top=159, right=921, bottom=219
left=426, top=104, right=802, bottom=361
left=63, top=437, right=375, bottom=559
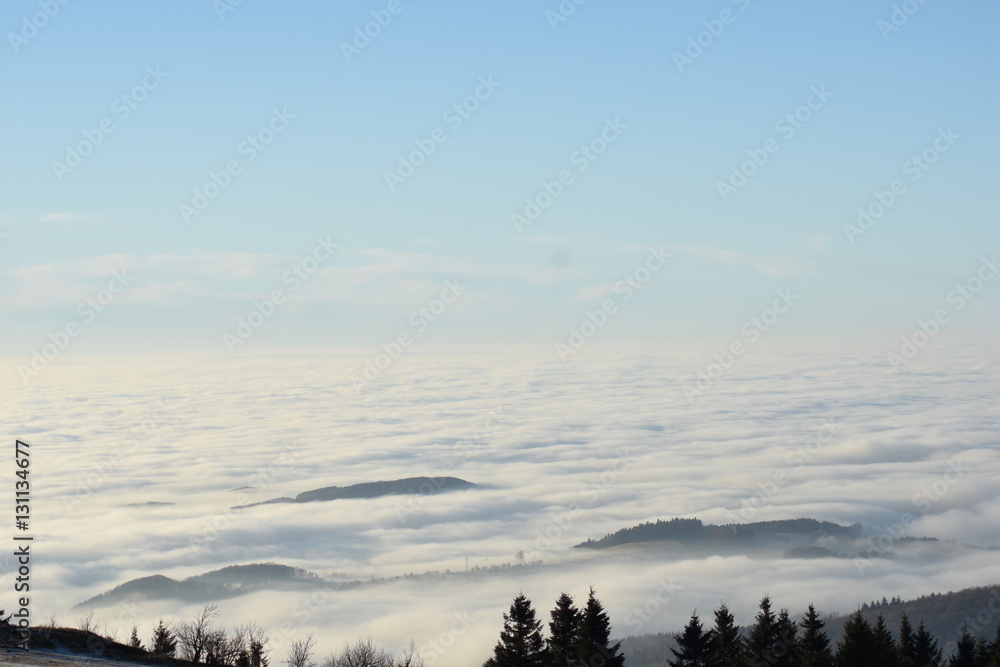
left=569, top=516, right=969, bottom=562
left=75, top=563, right=320, bottom=609
left=575, top=517, right=863, bottom=550
left=236, top=476, right=476, bottom=508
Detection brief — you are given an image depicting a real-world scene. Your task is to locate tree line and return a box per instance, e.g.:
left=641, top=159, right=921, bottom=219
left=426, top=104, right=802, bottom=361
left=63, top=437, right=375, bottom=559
left=483, top=588, right=625, bottom=667
left=123, top=605, right=270, bottom=667
left=483, top=591, right=1000, bottom=667
left=62, top=589, right=1000, bottom=667
left=667, top=595, right=1000, bottom=667
left=92, top=604, right=423, bottom=667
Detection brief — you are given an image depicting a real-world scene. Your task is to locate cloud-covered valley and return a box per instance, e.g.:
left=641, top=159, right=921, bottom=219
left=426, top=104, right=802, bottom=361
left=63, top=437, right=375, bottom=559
left=2, top=344, right=997, bottom=665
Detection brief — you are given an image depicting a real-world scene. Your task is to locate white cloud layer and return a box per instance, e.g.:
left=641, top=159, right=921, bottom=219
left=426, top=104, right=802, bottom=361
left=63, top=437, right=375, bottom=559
left=1, top=344, right=997, bottom=665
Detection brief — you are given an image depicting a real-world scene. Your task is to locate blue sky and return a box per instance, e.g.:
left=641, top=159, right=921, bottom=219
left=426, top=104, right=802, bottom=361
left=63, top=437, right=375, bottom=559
left=1, top=0, right=997, bottom=360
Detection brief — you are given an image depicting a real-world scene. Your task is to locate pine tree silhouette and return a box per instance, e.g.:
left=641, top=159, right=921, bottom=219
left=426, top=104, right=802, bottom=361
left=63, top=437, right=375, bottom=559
left=772, top=609, right=798, bottom=667
left=746, top=595, right=780, bottom=666
left=548, top=593, right=581, bottom=667
left=873, top=614, right=899, bottom=667
left=913, top=621, right=942, bottom=667
left=836, top=611, right=876, bottom=667
left=576, top=587, right=625, bottom=667
left=129, top=625, right=144, bottom=651
left=948, top=628, right=978, bottom=667
left=795, top=604, right=833, bottom=667
left=151, top=619, right=177, bottom=658
left=986, top=625, right=1000, bottom=667
left=897, top=613, right=918, bottom=667
left=483, top=594, right=548, bottom=667
left=708, top=604, right=743, bottom=667
left=669, top=612, right=713, bottom=667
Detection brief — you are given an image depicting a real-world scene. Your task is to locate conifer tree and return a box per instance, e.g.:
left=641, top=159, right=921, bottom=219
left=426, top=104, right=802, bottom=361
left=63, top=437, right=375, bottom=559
left=897, top=613, right=918, bottom=667
left=914, top=621, right=942, bottom=667
left=835, top=610, right=876, bottom=667
left=576, top=588, right=625, bottom=667
left=986, top=625, right=1000, bottom=667
left=548, top=593, right=580, bottom=667
left=669, top=612, right=713, bottom=667
left=975, top=637, right=992, bottom=667
left=795, top=605, right=833, bottom=667
left=250, top=638, right=269, bottom=667
left=772, top=609, right=798, bottom=667
left=948, top=628, right=978, bottom=667
left=873, top=615, right=899, bottom=667
left=708, top=604, right=743, bottom=667
left=129, top=625, right=144, bottom=650
left=745, top=596, right=780, bottom=667
left=151, top=620, right=177, bottom=658
left=484, top=594, right=548, bottom=667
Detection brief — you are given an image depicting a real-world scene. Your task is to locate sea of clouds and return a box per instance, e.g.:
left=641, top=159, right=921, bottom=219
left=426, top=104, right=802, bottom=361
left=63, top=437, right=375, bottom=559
left=1, top=343, right=998, bottom=665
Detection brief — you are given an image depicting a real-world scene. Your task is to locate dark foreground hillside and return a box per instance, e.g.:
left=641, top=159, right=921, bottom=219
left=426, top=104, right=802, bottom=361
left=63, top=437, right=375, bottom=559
left=1, top=628, right=199, bottom=667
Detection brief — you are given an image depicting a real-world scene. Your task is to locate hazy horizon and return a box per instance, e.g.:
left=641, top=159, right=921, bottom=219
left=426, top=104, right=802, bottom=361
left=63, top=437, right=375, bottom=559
left=2, top=1, right=998, bottom=665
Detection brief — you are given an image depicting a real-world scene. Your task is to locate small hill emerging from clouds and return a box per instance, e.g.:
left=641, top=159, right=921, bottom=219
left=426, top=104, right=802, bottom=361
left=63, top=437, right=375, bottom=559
left=75, top=563, right=320, bottom=609
left=575, top=517, right=862, bottom=550
left=236, top=476, right=476, bottom=509
left=575, top=516, right=974, bottom=563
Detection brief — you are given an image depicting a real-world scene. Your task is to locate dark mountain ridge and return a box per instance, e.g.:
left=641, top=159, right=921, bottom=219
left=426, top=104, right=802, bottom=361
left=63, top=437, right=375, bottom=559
left=75, top=563, right=319, bottom=609
left=235, top=476, right=476, bottom=509
left=575, top=517, right=863, bottom=550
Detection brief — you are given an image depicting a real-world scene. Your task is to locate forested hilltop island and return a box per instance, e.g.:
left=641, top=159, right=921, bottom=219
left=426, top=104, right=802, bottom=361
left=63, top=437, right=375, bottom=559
left=234, top=476, right=477, bottom=509
left=8, top=584, right=999, bottom=667
left=574, top=518, right=863, bottom=550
